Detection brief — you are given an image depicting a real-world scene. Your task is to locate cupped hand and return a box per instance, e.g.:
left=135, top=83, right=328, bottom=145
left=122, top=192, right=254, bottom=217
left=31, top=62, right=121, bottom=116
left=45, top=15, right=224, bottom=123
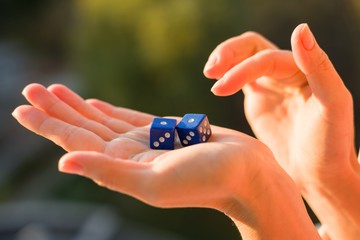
left=12, top=83, right=278, bottom=212
left=204, top=23, right=357, bottom=189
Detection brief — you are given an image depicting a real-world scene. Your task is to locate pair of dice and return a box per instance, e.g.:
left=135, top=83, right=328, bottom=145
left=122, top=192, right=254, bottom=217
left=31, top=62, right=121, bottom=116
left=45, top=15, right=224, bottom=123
left=150, top=113, right=212, bottom=150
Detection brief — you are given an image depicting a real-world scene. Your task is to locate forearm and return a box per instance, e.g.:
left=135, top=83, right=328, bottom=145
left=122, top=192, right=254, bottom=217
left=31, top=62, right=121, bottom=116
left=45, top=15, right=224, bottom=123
left=302, top=155, right=360, bottom=239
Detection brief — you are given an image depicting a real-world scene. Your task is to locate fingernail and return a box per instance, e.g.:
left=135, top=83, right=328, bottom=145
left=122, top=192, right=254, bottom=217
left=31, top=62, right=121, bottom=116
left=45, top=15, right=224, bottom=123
left=210, top=78, right=224, bottom=94
left=204, top=54, right=218, bottom=72
left=300, top=24, right=315, bottom=51
left=11, top=109, right=17, bottom=118
left=210, top=84, right=218, bottom=93
left=59, top=160, right=84, bottom=175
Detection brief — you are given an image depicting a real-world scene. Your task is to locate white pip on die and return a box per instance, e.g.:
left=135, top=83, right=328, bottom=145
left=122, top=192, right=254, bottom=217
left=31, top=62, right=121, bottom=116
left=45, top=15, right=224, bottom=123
left=176, top=113, right=212, bottom=147
left=150, top=117, right=177, bottom=150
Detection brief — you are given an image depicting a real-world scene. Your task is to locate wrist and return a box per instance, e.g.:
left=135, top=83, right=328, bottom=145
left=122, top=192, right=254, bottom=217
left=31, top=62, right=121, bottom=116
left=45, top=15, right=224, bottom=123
left=218, top=156, right=320, bottom=239
left=300, top=150, right=360, bottom=203
left=301, top=156, right=360, bottom=240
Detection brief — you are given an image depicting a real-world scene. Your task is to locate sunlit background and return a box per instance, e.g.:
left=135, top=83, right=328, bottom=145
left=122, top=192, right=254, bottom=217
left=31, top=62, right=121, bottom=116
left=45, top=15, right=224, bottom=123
left=1, top=0, right=360, bottom=239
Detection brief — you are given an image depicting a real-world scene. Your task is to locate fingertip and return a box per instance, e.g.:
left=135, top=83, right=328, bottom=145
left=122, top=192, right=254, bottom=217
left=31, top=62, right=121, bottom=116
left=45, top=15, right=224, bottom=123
left=22, top=83, right=44, bottom=96
left=292, top=23, right=316, bottom=51
left=203, top=53, right=228, bottom=80
left=203, top=54, right=219, bottom=77
left=210, top=81, right=223, bottom=96
left=292, top=23, right=337, bottom=76
left=58, top=153, right=84, bottom=175
left=12, top=106, right=24, bottom=120
left=299, top=24, right=315, bottom=51
left=11, top=106, right=21, bottom=119
left=21, top=83, right=49, bottom=105
left=11, top=105, right=48, bottom=133
left=210, top=78, right=235, bottom=96
left=210, top=87, right=220, bottom=96
left=291, top=23, right=320, bottom=74
left=11, top=105, right=33, bottom=120
left=47, top=83, right=66, bottom=93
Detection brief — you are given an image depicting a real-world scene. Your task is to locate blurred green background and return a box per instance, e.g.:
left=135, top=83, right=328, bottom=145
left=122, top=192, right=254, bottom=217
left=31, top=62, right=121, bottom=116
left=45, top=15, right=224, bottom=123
left=1, top=0, right=360, bottom=239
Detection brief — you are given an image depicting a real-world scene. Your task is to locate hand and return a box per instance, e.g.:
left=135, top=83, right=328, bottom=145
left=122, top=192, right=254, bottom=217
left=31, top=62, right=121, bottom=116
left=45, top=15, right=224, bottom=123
left=12, top=83, right=320, bottom=239
left=204, top=23, right=357, bottom=189
left=204, top=23, right=360, bottom=239
left=11, top=83, right=274, bottom=208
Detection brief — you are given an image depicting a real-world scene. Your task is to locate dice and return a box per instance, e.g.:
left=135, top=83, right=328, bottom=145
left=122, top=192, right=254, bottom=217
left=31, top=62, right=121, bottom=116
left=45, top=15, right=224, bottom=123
left=150, top=117, right=177, bottom=150
left=176, top=113, right=212, bottom=147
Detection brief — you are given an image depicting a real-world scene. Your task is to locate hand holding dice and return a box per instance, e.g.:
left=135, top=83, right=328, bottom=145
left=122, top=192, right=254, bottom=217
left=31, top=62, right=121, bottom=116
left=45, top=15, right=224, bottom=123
left=13, top=83, right=277, bottom=209
left=150, top=114, right=212, bottom=150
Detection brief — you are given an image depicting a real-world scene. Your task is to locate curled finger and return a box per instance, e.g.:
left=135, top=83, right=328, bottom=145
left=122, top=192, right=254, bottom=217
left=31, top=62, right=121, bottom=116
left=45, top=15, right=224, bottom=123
left=211, top=50, right=299, bottom=96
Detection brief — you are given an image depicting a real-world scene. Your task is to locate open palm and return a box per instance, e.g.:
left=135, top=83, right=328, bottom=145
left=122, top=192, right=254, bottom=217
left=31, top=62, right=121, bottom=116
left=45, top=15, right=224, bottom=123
left=13, top=83, right=277, bottom=212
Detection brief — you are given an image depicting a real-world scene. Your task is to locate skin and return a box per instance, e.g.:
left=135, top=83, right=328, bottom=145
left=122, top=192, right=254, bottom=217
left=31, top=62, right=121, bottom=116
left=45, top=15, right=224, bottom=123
left=12, top=82, right=319, bottom=239
left=13, top=22, right=359, bottom=239
left=204, top=23, right=360, bottom=239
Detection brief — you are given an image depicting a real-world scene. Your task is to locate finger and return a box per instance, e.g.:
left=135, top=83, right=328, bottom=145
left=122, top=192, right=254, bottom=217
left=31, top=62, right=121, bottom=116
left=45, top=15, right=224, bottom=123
left=211, top=49, right=300, bottom=96
left=291, top=23, right=350, bottom=104
left=48, top=84, right=135, bottom=134
left=203, top=31, right=278, bottom=80
left=58, top=150, right=217, bottom=208
left=86, top=99, right=155, bottom=127
left=12, top=105, right=105, bottom=152
left=22, top=83, right=117, bottom=141
left=58, top=151, right=155, bottom=204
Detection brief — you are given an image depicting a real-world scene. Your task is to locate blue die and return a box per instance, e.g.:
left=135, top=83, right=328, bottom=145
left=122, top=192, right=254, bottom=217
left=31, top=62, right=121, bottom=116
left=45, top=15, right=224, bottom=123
left=176, top=113, right=212, bottom=146
left=150, top=117, right=177, bottom=150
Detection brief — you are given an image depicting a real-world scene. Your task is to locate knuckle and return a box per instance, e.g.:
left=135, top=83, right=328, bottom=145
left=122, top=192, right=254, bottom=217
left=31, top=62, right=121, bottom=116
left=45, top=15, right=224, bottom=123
left=219, top=31, right=267, bottom=55
left=241, top=31, right=264, bottom=40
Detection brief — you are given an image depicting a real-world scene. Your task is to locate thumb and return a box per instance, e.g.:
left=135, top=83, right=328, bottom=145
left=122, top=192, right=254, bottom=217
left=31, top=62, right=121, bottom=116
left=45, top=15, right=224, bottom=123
left=58, top=151, right=151, bottom=199
left=291, top=23, right=349, bottom=104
